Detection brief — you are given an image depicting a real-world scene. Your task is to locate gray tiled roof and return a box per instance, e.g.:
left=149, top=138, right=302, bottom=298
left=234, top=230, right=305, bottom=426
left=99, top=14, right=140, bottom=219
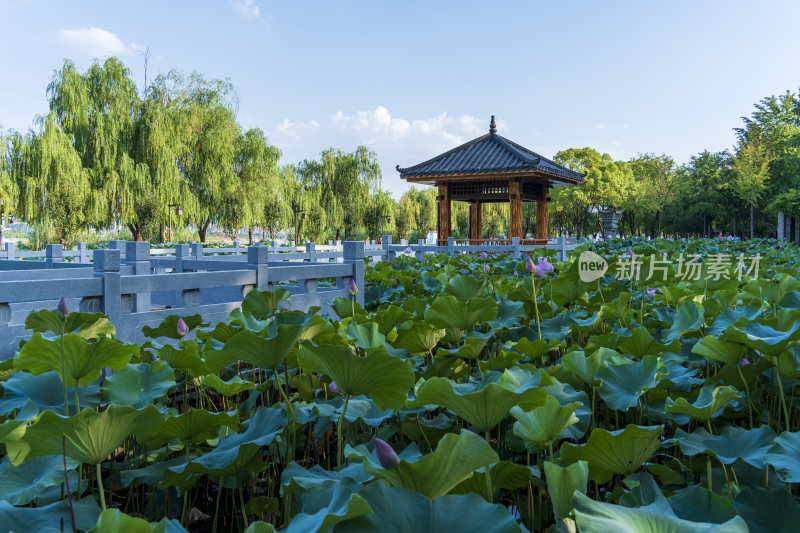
left=396, top=131, right=584, bottom=184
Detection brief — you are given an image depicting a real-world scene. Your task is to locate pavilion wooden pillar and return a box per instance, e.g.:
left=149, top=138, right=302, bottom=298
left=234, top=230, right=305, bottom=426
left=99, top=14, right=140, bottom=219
left=437, top=184, right=451, bottom=243
left=469, top=200, right=482, bottom=242
left=536, top=190, right=549, bottom=240
left=509, top=181, right=523, bottom=239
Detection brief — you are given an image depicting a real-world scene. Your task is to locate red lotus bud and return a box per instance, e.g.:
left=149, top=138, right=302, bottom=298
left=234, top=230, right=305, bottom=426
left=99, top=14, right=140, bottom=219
left=349, top=279, right=358, bottom=297
left=373, top=438, right=399, bottom=469
left=56, top=297, right=68, bottom=321
left=176, top=317, right=190, bottom=337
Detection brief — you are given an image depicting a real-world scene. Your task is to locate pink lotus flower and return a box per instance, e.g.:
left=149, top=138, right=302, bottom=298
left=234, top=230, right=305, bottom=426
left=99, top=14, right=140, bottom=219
left=349, top=279, right=359, bottom=297
left=373, top=438, right=400, bottom=469
left=646, top=288, right=656, bottom=299
left=536, top=257, right=554, bottom=277
left=176, top=317, right=190, bottom=337
left=626, top=249, right=634, bottom=257
left=740, top=358, right=751, bottom=366
left=56, top=297, right=68, bottom=321
left=480, top=252, right=488, bottom=259
left=483, top=264, right=491, bottom=273
left=513, top=270, right=518, bottom=276
left=404, top=247, right=412, bottom=254
left=329, top=381, right=341, bottom=394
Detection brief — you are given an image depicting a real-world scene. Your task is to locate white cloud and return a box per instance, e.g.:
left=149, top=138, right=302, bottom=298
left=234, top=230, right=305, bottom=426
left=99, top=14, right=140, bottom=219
left=594, top=123, right=608, bottom=130
left=230, top=0, right=261, bottom=18
left=268, top=106, right=498, bottom=196
left=57, top=27, right=141, bottom=58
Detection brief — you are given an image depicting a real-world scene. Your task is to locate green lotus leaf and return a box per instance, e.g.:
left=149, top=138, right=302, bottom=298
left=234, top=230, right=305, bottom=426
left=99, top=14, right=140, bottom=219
left=207, top=325, right=303, bottom=373
left=145, top=408, right=239, bottom=449
left=332, top=297, right=367, bottom=319
left=733, top=486, right=800, bottom=533
left=346, top=429, right=498, bottom=498
left=7, top=404, right=165, bottom=466
left=666, top=385, right=741, bottom=422
left=772, top=346, right=800, bottom=378
left=510, top=396, right=579, bottom=451
left=281, top=462, right=373, bottom=502
left=156, top=341, right=210, bottom=377
left=0, top=454, right=79, bottom=505
left=619, top=327, right=679, bottom=358
left=15, top=333, right=136, bottom=387
left=540, top=313, right=573, bottom=340
left=0, top=370, right=99, bottom=415
left=25, top=309, right=115, bottom=340
left=722, top=318, right=800, bottom=357
left=424, top=294, right=498, bottom=331
left=559, top=348, right=619, bottom=385
left=706, top=306, right=763, bottom=337
left=0, top=497, right=102, bottom=533
left=764, top=430, right=800, bottom=482
left=443, top=274, right=485, bottom=301
left=544, top=460, right=588, bottom=522
left=671, top=425, right=776, bottom=468
left=141, top=314, right=204, bottom=339
left=573, top=489, right=748, bottom=533
left=332, top=483, right=527, bottom=533
left=409, top=374, right=546, bottom=432
left=298, top=343, right=414, bottom=411
left=597, top=355, right=667, bottom=411
left=450, top=460, right=535, bottom=496
left=370, top=305, right=413, bottom=335
left=488, top=298, right=525, bottom=329
left=119, top=455, right=194, bottom=488
left=169, top=407, right=286, bottom=478
left=392, top=322, right=446, bottom=354
left=283, top=485, right=372, bottom=533
left=87, top=508, right=185, bottom=532
left=547, top=262, right=592, bottom=306
left=422, top=275, right=443, bottom=291
left=344, top=321, right=386, bottom=350
left=691, top=336, right=747, bottom=366
left=243, top=522, right=278, bottom=533
left=560, top=424, right=662, bottom=483
left=201, top=374, right=256, bottom=396
left=241, top=287, right=292, bottom=319
left=668, top=485, right=738, bottom=525
left=511, top=337, right=565, bottom=361
left=435, top=333, right=491, bottom=360
left=661, top=302, right=704, bottom=343
left=225, top=308, right=271, bottom=332
left=103, top=362, right=176, bottom=408
left=335, top=397, right=394, bottom=427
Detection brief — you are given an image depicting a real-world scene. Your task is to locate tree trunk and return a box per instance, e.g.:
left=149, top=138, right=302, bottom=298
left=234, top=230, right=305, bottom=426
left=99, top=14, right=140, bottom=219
left=198, top=218, right=211, bottom=243
left=128, top=224, right=143, bottom=242
left=248, top=226, right=253, bottom=244
left=750, top=204, right=754, bottom=239
left=733, top=211, right=738, bottom=237
left=335, top=228, right=341, bottom=242
left=0, top=211, right=4, bottom=247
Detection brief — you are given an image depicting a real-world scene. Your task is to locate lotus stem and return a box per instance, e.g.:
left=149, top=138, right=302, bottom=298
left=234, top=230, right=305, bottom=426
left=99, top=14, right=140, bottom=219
left=239, top=481, right=249, bottom=529
left=775, top=367, right=791, bottom=432
left=212, top=477, right=223, bottom=533
left=60, top=323, right=68, bottom=416
left=736, top=364, right=754, bottom=429
left=531, top=274, right=542, bottom=341
left=338, top=394, right=351, bottom=471
left=96, top=463, right=107, bottom=510
left=63, top=437, right=77, bottom=532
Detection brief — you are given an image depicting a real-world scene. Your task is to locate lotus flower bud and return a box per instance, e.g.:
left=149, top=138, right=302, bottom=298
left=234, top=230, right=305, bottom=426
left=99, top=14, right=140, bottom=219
left=483, top=264, right=490, bottom=273
left=394, top=277, right=400, bottom=286
left=480, top=252, right=488, bottom=259
left=329, top=381, right=341, bottom=394
left=373, top=438, right=399, bottom=469
left=525, top=255, right=535, bottom=273
left=646, top=288, right=656, bottom=299
left=56, top=297, right=68, bottom=321
left=513, top=270, right=518, bottom=276
left=404, top=247, right=412, bottom=254
left=349, top=279, right=359, bottom=297
left=740, top=358, right=751, bottom=366
left=626, top=249, right=634, bottom=257
left=176, top=317, right=190, bottom=337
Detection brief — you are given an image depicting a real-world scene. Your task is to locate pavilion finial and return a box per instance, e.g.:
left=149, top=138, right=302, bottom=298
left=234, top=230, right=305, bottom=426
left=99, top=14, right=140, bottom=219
left=489, top=115, right=497, bottom=134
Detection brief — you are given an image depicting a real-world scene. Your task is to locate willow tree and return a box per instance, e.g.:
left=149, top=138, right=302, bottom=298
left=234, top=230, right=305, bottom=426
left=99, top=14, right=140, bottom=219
left=629, top=153, right=676, bottom=237
left=171, top=73, right=239, bottom=242
left=0, top=129, right=19, bottom=246
left=299, top=146, right=381, bottom=241
left=732, top=128, right=771, bottom=239
left=232, top=128, right=281, bottom=243
left=10, top=117, right=92, bottom=245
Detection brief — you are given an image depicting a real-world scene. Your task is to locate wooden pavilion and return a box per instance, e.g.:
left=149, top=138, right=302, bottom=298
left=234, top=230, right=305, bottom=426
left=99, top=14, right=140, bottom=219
left=397, top=116, right=584, bottom=245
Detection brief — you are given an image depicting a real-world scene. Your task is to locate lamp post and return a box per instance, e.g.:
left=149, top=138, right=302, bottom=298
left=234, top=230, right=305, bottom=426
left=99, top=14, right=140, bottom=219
left=293, top=208, right=307, bottom=245
left=167, top=204, right=183, bottom=242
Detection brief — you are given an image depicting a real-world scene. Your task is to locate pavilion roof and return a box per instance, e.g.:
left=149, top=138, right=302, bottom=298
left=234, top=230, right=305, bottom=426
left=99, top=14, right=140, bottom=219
left=397, top=116, right=585, bottom=185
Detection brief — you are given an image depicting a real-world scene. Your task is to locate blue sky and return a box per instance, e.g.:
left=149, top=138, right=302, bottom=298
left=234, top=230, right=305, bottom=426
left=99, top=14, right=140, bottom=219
left=1, top=0, right=800, bottom=197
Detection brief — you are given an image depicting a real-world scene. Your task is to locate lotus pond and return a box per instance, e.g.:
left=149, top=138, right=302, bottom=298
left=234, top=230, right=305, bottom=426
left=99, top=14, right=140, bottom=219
left=2, top=237, right=800, bottom=532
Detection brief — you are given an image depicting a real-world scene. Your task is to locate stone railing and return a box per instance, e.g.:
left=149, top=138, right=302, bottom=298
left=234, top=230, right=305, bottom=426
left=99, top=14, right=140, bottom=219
left=0, top=241, right=365, bottom=359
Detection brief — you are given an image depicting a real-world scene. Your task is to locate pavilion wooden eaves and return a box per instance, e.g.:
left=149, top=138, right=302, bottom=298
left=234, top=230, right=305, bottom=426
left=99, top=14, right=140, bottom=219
left=397, top=116, right=585, bottom=245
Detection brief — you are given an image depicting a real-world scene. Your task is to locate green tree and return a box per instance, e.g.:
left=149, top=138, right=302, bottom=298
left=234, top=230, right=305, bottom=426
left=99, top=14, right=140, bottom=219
left=732, top=127, right=771, bottom=239
left=629, top=153, right=676, bottom=236
left=232, top=128, right=281, bottom=243
left=0, top=128, right=19, bottom=246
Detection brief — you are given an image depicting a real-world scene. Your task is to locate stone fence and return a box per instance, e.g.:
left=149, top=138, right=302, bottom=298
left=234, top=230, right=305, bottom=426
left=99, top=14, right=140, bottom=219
left=0, top=241, right=366, bottom=359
